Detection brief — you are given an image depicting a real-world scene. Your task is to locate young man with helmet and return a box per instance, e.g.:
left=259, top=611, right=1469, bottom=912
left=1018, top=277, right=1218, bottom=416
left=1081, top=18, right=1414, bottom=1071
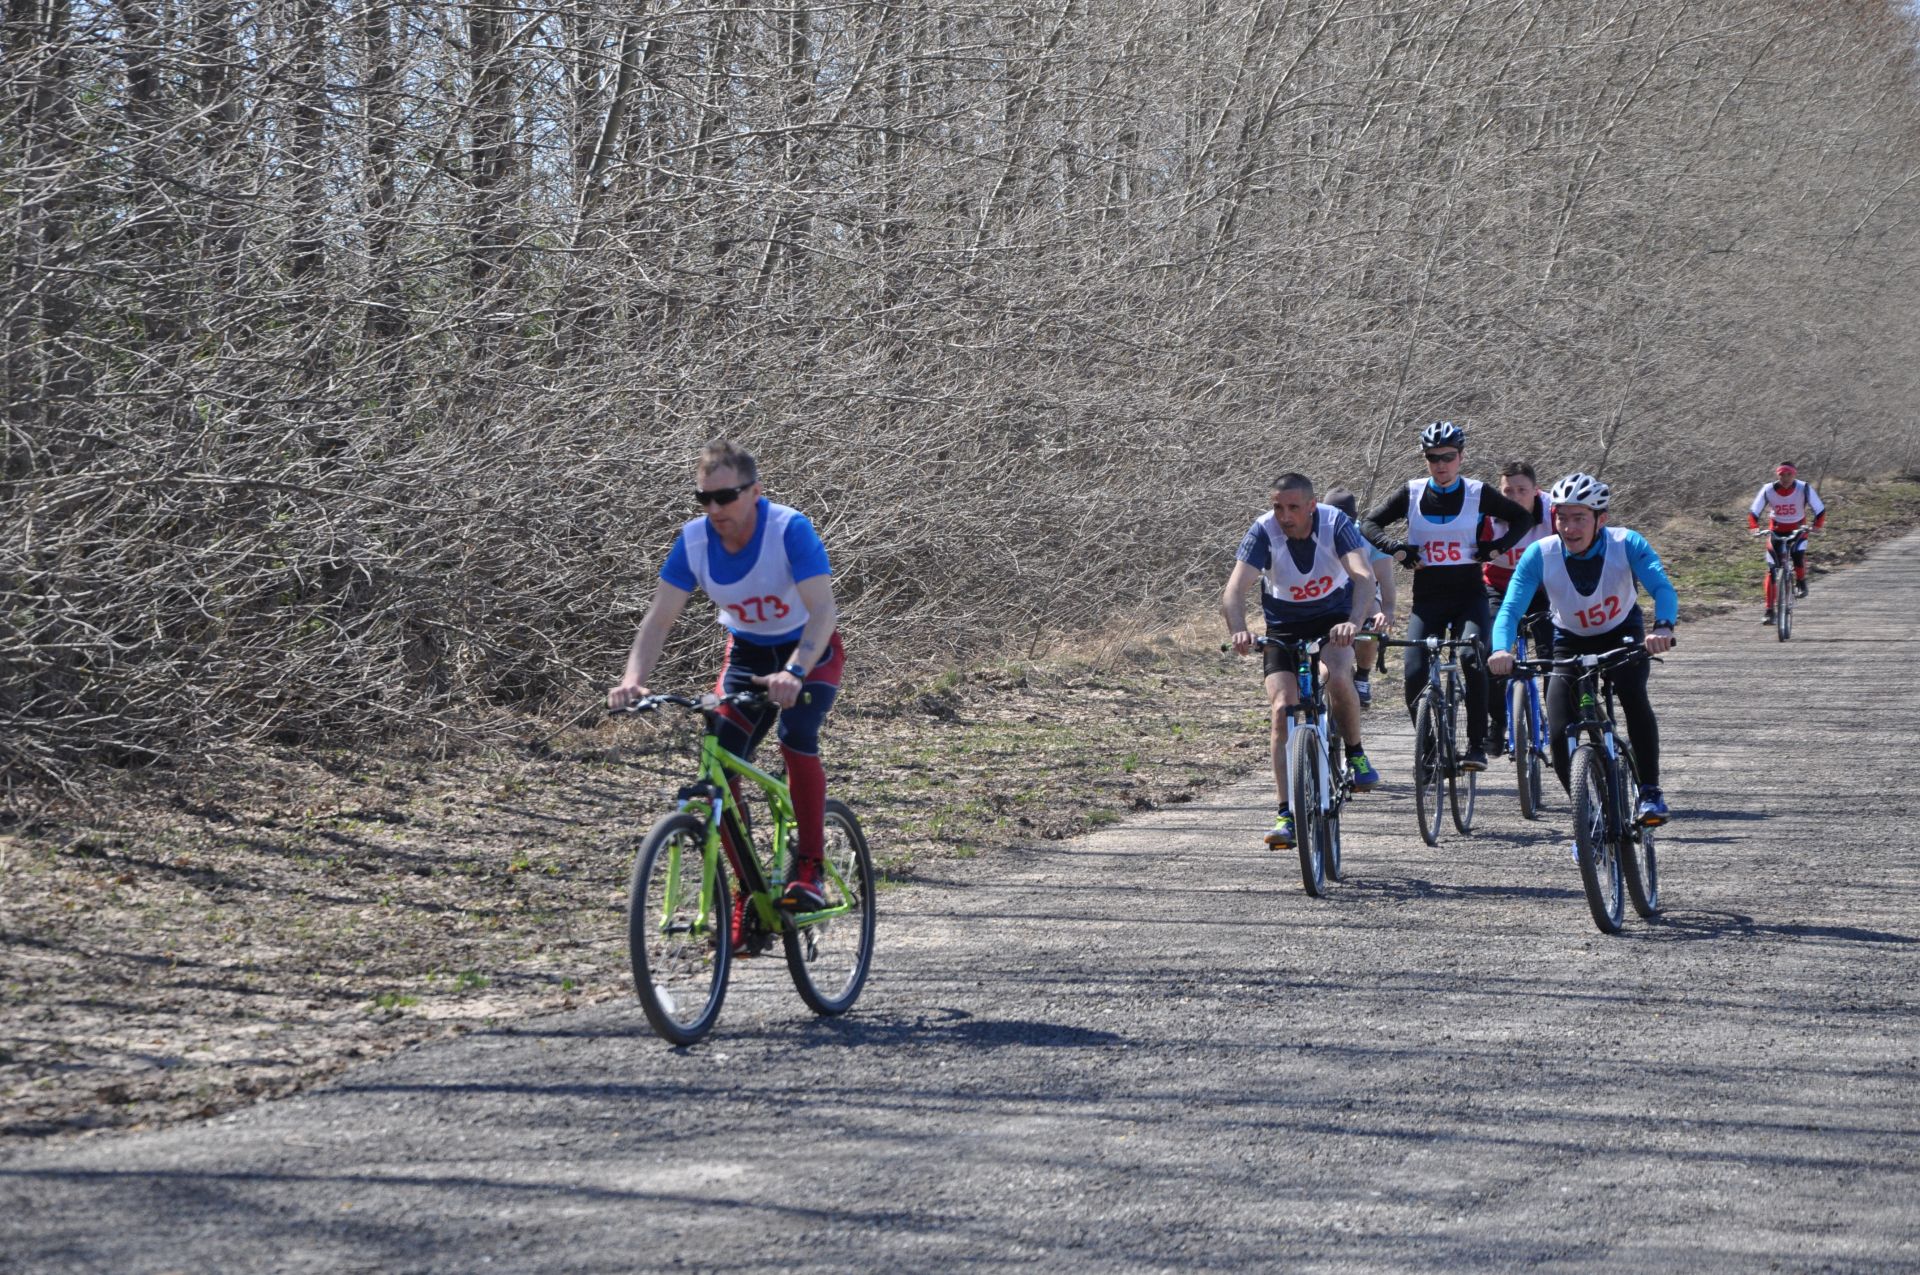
left=1223, top=473, right=1390, bottom=851
left=1749, top=462, right=1826, bottom=623
left=1486, top=473, right=1679, bottom=826
left=1359, top=422, right=1537, bottom=772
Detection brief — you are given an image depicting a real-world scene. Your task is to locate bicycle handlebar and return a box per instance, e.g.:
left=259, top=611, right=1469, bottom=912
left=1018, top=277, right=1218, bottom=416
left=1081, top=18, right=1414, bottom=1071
left=1509, top=640, right=1664, bottom=679
left=607, top=687, right=800, bottom=718
left=1377, top=634, right=1482, bottom=652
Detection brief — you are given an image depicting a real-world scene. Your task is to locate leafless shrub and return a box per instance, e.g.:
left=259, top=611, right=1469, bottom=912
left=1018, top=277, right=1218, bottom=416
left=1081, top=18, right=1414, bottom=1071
left=5, top=0, right=1919, bottom=789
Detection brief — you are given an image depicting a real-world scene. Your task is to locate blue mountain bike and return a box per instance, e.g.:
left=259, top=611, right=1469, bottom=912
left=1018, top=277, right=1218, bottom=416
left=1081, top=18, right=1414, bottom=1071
left=1506, top=616, right=1551, bottom=821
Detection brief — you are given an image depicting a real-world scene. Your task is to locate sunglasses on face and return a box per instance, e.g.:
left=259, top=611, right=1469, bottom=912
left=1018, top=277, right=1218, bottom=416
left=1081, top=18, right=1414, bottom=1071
left=694, top=482, right=752, bottom=507
left=1424, top=451, right=1460, bottom=464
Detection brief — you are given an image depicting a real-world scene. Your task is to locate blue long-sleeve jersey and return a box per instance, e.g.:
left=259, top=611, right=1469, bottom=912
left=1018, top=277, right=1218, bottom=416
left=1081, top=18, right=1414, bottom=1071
left=1492, top=529, right=1679, bottom=651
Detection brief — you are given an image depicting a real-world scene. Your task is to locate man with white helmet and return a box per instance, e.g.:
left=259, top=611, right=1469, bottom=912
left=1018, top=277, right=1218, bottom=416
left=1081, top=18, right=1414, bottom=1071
left=1360, top=422, right=1537, bottom=772
left=1486, top=473, right=1678, bottom=826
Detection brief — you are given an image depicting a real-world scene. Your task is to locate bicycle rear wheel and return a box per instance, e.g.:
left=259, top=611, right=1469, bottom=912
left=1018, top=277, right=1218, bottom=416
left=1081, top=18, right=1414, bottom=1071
left=1323, top=736, right=1346, bottom=883
left=1288, top=726, right=1327, bottom=896
left=1447, top=685, right=1477, bottom=836
left=1620, top=744, right=1660, bottom=918
left=783, top=799, right=877, bottom=1015
left=1569, top=746, right=1624, bottom=934
left=629, top=812, right=732, bottom=1044
left=1776, top=563, right=1793, bottom=641
left=1512, top=679, right=1543, bottom=821
left=1412, top=691, right=1446, bottom=846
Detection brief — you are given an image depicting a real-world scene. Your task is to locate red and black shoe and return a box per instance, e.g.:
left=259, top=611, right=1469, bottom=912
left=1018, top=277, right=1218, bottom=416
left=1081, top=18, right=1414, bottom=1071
left=779, top=857, right=828, bottom=912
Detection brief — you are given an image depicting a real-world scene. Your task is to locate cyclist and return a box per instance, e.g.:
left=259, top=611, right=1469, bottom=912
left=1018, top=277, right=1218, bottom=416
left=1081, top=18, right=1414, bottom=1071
left=607, top=439, right=844, bottom=914
left=1223, top=473, right=1390, bottom=850
left=1325, top=487, right=1396, bottom=708
left=1359, top=422, right=1536, bottom=772
left=1486, top=473, right=1678, bottom=826
left=1749, top=462, right=1826, bottom=624
left=1481, top=460, right=1553, bottom=757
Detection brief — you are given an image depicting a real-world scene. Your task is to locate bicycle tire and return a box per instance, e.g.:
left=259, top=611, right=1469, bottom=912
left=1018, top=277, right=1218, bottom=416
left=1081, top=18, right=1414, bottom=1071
left=1620, top=743, right=1660, bottom=919
left=783, top=799, right=877, bottom=1015
left=1412, top=690, right=1445, bottom=847
left=1570, top=745, right=1625, bottom=934
left=629, top=812, right=732, bottom=1045
left=1443, top=670, right=1476, bottom=835
left=1323, top=735, right=1345, bottom=883
left=1776, top=562, right=1793, bottom=641
left=1288, top=725, right=1327, bottom=896
left=1512, top=679, right=1542, bottom=821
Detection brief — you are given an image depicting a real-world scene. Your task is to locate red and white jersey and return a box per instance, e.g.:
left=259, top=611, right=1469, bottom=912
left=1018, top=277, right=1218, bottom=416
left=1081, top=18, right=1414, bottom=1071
left=1750, top=481, right=1824, bottom=532
left=1405, top=478, right=1484, bottom=568
left=1540, top=529, right=1640, bottom=637
left=1256, top=505, right=1351, bottom=606
left=1483, top=493, right=1552, bottom=590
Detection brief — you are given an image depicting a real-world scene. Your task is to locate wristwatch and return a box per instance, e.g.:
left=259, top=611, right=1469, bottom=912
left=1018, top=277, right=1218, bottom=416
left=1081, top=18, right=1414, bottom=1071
left=783, top=662, right=807, bottom=680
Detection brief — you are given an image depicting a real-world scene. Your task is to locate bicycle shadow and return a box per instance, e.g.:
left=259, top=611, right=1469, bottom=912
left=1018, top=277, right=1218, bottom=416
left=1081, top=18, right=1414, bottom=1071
left=1645, top=910, right=1917, bottom=946
left=793, top=1006, right=1128, bottom=1051
left=1344, top=874, right=1581, bottom=904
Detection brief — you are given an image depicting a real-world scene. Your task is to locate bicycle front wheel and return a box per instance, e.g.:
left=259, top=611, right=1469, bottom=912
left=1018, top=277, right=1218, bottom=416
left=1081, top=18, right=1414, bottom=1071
left=1620, top=744, right=1660, bottom=919
left=1776, top=563, right=1793, bottom=641
left=1289, top=725, right=1327, bottom=896
left=629, top=812, right=731, bottom=1045
left=1412, top=691, right=1446, bottom=846
left=1570, top=746, right=1625, bottom=934
left=783, top=799, right=877, bottom=1016
left=1512, top=680, right=1543, bottom=821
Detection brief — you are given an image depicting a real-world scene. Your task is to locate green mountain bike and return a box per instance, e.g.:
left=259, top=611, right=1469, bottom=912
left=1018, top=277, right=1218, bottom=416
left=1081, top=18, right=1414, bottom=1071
left=610, top=689, right=875, bottom=1045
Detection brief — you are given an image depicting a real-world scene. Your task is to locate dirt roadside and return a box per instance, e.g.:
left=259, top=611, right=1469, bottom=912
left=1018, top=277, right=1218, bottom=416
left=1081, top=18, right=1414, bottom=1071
left=4, top=474, right=1915, bottom=1142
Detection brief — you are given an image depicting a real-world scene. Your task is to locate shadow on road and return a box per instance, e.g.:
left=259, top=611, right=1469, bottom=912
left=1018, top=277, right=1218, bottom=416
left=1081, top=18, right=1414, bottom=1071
left=1648, top=910, right=1917, bottom=946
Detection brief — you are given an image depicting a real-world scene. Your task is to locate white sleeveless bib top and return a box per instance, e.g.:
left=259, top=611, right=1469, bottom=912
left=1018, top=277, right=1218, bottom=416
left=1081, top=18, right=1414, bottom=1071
left=679, top=503, right=812, bottom=638
left=1257, top=505, right=1350, bottom=606
left=1405, top=478, right=1484, bottom=567
left=1539, top=528, right=1639, bottom=636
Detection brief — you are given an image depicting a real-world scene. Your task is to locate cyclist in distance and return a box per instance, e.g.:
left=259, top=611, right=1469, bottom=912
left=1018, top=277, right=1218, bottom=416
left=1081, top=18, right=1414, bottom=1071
left=1359, top=422, right=1536, bottom=772
left=1481, top=460, right=1553, bottom=757
left=1223, top=473, right=1390, bottom=850
left=1325, top=487, right=1396, bottom=708
left=1486, top=473, right=1678, bottom=826
left=608, top=439, right=844, bottom=912
left=1750, top=461, right=1826, bottom=624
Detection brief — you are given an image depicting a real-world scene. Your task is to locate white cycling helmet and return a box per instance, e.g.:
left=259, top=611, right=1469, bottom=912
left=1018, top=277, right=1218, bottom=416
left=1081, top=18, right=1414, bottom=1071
left=1547, top=471, right=1611, bottom=511
left=1418, top=421, right=1466, bottom=451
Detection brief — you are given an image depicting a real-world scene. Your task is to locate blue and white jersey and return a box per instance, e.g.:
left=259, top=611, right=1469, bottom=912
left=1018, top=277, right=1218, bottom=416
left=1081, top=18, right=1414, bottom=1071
left=660, top=498, right=831, bottom=645
left=1492, top=526, right=1678, bottom=650
left=1238, top=504, right=1366, bottom=625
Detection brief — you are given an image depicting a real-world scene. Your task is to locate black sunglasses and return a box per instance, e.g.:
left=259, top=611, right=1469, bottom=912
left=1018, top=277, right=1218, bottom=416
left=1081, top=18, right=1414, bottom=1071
left=1423, top=451, right=1460, bottom=463
left=694, top=482, right=752, bottom=507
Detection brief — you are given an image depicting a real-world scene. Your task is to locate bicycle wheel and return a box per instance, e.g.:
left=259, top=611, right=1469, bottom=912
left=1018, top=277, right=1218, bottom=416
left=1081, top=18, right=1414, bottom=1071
left=1776, top=563, right=1793, bottom=641
left=1323, top=735, right=1345, bottom=883
left=1288, top=725, right=1327, bottom=896
left=1412, top=690, right=1446, bottom=847
left=783, top=799, right=877, bottom=1015
left=1620, top=744, right=1660, bottom=919
left=1444, top=670, right=1476, bottom=835
left=1569, top=746, right=1624, bottom=934
left=1512, top=679, right=1543, bottom=821
left=629, top=812, right=731, bottom=1044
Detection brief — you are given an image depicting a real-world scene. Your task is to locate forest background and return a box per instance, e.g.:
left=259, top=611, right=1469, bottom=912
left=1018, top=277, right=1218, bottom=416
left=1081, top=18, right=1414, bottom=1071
left=7, top=0, right=1920, bottom=792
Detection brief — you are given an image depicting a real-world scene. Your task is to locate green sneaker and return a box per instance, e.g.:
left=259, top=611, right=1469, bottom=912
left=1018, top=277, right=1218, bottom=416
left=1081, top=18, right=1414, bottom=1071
left=1264, top=809, right=1295, bottom=849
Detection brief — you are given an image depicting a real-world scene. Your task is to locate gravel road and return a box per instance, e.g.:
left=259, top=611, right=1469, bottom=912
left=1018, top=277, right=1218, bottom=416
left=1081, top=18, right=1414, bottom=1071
left=4, top=533, right=1917, bottom=1273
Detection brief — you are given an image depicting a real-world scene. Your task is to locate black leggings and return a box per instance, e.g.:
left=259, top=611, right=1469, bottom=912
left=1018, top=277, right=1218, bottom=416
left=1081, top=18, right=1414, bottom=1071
left=1403, top=592, right=1492, bottom=749
left=1544, top=624, right=1660, bottom=791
